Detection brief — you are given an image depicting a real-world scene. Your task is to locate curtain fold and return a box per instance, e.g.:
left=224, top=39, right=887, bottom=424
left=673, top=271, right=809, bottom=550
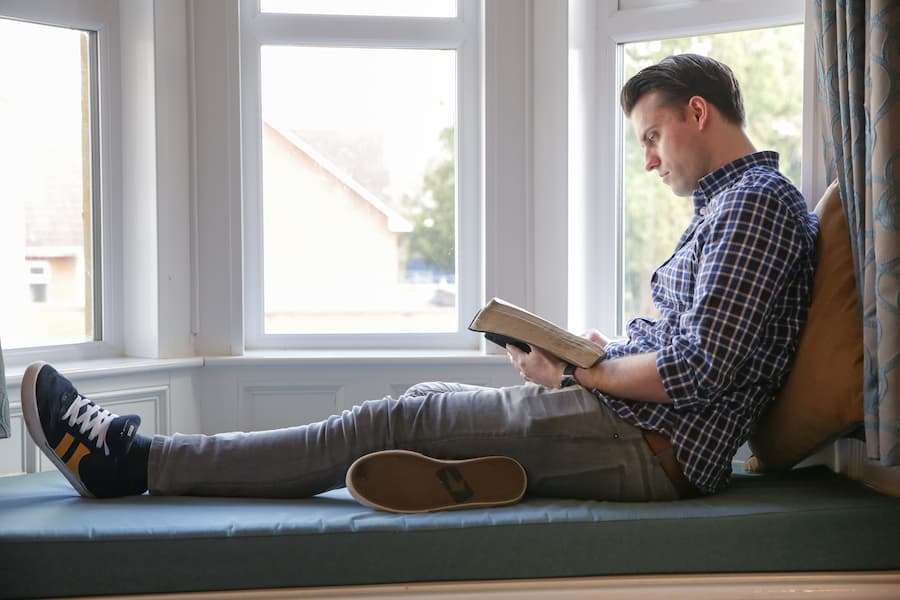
left=814, top=0, right=900, bottom=465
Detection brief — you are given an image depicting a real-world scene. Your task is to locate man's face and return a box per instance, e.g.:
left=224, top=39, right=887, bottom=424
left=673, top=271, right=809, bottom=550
left=630, top=92, right=708, bottom=197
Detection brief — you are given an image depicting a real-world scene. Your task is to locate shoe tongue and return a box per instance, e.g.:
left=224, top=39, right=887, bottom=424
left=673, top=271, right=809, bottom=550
left=105, top=415, right=142, bottom=456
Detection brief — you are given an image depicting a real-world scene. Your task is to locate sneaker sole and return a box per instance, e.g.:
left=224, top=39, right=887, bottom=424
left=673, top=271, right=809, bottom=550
left=21, top=361, right=95, bottom=498
left=346, top=450, right=526, bottom=514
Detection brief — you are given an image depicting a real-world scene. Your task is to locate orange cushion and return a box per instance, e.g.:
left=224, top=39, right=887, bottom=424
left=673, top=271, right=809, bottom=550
left=746, top=180, right=864, bottom=472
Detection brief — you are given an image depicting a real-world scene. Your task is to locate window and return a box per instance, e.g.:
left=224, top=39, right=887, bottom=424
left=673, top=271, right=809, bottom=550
left=0, top=17, right=101, bottom=349
left=241, top=0, right=481, bottom=349
left=618, top=22, right=807, bottom=328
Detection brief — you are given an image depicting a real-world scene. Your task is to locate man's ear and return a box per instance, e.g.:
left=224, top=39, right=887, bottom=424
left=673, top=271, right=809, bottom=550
left=687, top=95, right=710, bottom=129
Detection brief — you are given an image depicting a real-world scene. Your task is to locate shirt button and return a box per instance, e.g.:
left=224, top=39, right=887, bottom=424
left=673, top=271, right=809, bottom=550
left=699, top=207, right=706, bottom=216
left=613, top=433, right=620, bottom=440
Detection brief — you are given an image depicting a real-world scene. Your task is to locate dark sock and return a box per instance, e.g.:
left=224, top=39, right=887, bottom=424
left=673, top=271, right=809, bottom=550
left=120, top=434, right=151, bottom=495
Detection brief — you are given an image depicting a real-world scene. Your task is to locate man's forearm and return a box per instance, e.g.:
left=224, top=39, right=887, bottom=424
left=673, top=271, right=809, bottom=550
left=574, top=352, right=672, bottom=404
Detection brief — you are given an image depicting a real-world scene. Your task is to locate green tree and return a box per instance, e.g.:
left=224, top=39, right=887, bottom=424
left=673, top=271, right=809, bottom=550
left=401, top=127, right=455, bottom=276
left=622, top=25, right=804, bottom=323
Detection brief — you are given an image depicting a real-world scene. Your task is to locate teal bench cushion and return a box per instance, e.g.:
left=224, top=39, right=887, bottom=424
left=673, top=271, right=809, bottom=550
left=1, top=467, right=899, bottom=599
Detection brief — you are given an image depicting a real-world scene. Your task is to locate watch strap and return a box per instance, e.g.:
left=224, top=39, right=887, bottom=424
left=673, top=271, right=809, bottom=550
left=560, top=363, right=579, bottom=388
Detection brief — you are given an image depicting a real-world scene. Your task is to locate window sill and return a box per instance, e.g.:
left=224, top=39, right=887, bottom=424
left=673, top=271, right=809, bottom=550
left=206, top=349, right=510, bottom=368
left=3, top=357, right=204, bottom=387
left=3, top=351, right=509, bottom=385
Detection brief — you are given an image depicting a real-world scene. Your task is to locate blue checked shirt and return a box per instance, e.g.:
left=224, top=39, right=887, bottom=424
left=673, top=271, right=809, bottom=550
left=600, top=151, right=818, bottom=494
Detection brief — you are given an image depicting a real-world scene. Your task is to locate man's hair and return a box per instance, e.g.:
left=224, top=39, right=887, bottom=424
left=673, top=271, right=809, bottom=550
left=620, top=54, right=745, bottom=126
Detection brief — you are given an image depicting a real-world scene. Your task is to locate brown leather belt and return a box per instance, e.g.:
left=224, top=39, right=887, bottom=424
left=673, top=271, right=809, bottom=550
left=641, top=429, right=700, bottom=499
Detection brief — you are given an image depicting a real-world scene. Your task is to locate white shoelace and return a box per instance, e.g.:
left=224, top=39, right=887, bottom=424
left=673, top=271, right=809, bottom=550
left=61, top=395, right=118, bottom=456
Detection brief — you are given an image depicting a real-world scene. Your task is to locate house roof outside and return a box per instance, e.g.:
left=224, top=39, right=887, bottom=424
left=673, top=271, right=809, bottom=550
left=264, top=121, right=413, bottom=233
left=19, top=120, right=415, bottom=257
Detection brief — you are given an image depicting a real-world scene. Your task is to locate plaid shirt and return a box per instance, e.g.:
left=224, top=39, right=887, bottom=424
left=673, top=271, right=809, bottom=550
left=600, top=152, right=818, bottom=494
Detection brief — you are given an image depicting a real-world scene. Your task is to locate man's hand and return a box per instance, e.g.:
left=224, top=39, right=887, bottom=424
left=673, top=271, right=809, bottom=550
left=506, top=329, right=612, bottom=388
left=508, top=335, right=673, bottom=403
left=506, top=344, right=566, bottom=388
left=582, top=329, right=612, bottom=346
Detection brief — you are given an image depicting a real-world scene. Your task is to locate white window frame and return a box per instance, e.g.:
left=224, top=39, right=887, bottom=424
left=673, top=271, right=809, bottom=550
left=568, top=0, right=825, bottom=336
left=0, top=0, right=123, bottom=366
left=239, top=0, right=483, bottom=351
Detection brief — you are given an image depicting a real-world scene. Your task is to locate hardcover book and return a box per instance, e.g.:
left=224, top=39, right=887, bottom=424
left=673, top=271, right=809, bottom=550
left=469, top=298, right=607, bottom=368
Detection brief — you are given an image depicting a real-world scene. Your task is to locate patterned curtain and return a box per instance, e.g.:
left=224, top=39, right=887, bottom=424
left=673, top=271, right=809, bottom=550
left=814, top=0, right=900, bottom=465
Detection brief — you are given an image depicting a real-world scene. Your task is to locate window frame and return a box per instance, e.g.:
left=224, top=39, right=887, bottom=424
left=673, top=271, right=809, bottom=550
left=0, top=0, right=123, bottom=366
left=239, top=0, right=483, bottom=351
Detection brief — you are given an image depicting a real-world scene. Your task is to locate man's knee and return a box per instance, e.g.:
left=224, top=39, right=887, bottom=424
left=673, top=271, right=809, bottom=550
left=401, top=382, right=448, bottom=397
left=401, top=381, right=482, bottom=398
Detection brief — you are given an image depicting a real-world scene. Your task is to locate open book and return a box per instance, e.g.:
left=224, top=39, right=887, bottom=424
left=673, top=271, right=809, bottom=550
left=469, top=298, right=607, bottom=369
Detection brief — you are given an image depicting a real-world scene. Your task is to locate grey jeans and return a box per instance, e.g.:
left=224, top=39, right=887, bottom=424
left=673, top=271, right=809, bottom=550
left=148, top=382, right=678, bottom=502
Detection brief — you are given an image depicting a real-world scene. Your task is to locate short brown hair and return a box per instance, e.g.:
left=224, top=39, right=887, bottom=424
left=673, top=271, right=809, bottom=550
left=620, top=54, right=745, bottom=126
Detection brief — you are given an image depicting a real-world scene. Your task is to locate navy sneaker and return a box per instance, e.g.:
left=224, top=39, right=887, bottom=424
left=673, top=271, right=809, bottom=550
left=21, top=362, right=142, bottom=498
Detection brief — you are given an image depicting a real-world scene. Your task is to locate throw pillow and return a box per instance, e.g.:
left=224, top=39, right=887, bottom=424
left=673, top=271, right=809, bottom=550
left=746, top=180, right=864, bottom=472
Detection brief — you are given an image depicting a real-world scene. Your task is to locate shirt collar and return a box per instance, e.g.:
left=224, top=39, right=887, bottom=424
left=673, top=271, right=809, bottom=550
left=691, top=151, right=781, bottom=216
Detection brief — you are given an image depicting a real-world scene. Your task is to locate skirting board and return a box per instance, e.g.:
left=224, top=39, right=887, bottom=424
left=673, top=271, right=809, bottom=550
left=69, top=571, right=900, bottom=600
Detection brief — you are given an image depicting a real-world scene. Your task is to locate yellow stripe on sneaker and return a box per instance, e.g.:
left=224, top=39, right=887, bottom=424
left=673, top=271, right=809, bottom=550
left=55, top=433, right=91, bottom=475
left=66, top=443, right=91, bottom=474
left=54, top=433, right=76, bottom=459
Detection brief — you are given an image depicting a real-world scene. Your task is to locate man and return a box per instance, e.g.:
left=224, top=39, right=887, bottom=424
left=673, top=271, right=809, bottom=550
left=20, top=54, right=818, bottom=511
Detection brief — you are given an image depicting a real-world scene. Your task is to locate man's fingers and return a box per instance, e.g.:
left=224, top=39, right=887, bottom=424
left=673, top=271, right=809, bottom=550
left=582, top=329, right=610, bottom=346
left=506, top=344, right=525, bottom=360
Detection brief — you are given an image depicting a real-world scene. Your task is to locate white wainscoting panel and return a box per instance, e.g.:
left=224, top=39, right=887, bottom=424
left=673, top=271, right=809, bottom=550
left=197, top=356, right=521, bottom=434
left=0, top=413, right=26, bottom=476
left=240, top=384, right=343, bottom=432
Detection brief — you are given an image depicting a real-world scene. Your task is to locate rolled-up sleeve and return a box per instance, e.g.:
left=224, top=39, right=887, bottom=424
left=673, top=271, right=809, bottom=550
left=657, top=189, right=806, bottom=411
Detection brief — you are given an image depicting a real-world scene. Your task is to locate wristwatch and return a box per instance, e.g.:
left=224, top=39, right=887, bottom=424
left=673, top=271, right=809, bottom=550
left=560, top=363, right=579, bottom=388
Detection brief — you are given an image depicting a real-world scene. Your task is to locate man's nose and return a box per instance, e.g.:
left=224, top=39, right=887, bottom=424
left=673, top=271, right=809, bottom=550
left=644, top=150, right=660, bottom=172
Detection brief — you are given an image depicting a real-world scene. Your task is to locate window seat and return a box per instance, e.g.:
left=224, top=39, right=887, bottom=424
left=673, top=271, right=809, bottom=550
left=1, top=466, right=899, bottom=599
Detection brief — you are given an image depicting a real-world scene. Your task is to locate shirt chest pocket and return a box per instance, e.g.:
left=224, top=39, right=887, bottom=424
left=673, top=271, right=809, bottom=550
left=652, top=242, right=699, bottom=309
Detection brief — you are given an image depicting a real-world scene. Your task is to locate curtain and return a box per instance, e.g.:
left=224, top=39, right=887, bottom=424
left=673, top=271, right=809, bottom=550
left=814, top=0, right=900, bottom=465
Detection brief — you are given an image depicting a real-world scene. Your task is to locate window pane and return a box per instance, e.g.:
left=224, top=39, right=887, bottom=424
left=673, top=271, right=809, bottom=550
left=260, top=0, right=457, bottom=18
left=621, top=25, right=804, bottom=326
left=260, top=46, right=457, bottom=334
left=0, top=18, right=97, bottom=348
